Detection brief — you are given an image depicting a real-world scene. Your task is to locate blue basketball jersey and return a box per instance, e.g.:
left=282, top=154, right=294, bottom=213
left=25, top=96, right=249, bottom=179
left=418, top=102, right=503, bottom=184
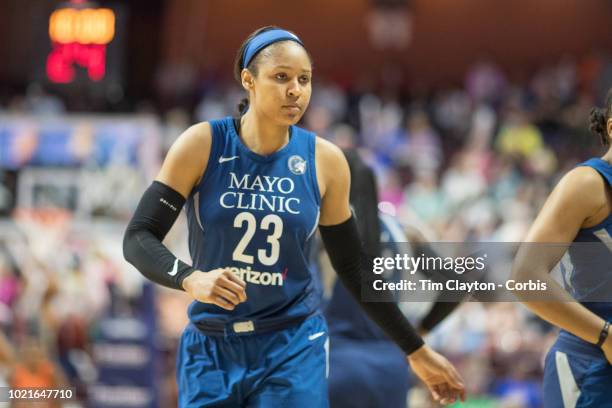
left=184, top=117, right=322, bottom=325
left=561, top=158, right=612, bottom=322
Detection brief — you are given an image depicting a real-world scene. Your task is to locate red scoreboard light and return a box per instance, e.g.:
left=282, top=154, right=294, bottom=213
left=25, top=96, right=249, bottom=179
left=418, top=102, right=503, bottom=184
left=46, top=3, right=116, bottom=83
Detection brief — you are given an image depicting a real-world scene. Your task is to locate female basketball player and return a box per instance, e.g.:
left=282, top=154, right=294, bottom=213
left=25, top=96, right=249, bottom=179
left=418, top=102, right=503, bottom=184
left=512, top=89, right=612, bottom=407
left=123, top=26, right=464, bottom=407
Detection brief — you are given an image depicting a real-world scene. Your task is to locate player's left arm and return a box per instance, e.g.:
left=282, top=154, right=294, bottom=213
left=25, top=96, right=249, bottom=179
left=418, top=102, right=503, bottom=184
left=316, top=138, right=465, bottom=405
left=317, top=139, right=352, bottom=226
left=404, top=227, right=478, bottom=334
left=512, top=166, right=611, bottom=348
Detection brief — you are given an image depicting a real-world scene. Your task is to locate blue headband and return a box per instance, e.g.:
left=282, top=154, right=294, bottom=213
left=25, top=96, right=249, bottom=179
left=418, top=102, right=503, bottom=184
left=242, top=29, right=304, bottom=69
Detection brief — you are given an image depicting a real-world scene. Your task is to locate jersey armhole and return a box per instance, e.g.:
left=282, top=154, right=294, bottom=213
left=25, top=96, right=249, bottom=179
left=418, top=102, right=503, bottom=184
left=577, top=159, right=612, bottom=186
left=190, top=120, right=221, bottom=196
left=577, top=163, right=612, bottom=232
left=309, top=133, right=322, bottom=206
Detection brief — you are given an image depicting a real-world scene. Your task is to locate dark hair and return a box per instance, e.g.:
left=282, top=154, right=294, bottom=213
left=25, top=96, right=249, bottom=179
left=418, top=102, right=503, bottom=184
left=233, top=26, right=310, bottom=115
left=589, top=88, right=612, bottom=147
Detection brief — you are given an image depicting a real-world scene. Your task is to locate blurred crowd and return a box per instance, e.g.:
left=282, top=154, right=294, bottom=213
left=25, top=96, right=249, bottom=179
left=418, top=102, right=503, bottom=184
left=1, top=51, right=612, bottom=407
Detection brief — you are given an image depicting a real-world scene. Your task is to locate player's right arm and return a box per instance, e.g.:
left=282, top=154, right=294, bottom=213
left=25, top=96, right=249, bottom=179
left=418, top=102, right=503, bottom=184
left=123, top=123, right=246, bottom=310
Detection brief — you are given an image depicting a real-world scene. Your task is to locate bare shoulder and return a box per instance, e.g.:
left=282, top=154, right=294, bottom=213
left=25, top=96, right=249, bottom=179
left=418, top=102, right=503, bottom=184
left=527, top=164, right=608, bottom=241
left=315, top=136, right=343, bottom=159
left=557, top=166, right=606, bottom=203
left=156, top=122, right=212, bottom=198
left=315, top=136, right=349, bottom=172
left=314, top=136, right=352, bottom=224
left=314, top=136, right=350, bottom=194
left=174, top=122, right=212, bottom=152
left=548, top=165, right=608, bottom=220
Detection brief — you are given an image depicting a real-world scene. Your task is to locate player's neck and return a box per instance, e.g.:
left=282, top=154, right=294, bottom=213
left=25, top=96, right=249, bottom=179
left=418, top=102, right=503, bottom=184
left=239, top=111, right=290, bottom=156
left=602, top=146, right=612, bottom=164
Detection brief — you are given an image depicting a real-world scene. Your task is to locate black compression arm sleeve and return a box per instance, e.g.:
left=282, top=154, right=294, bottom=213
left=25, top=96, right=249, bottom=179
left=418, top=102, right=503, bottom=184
left=123, top=181, right=196, bottom=290
left=319, top=216, right=425, bottom=355
left=420, top=302, right=461, bottom=333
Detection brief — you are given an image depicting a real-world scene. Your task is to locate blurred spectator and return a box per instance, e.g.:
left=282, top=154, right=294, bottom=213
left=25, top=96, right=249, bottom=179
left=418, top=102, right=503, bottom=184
left=496, top=105, right=544, bottom=159
left=440, top=151, right=487, bottom=211
left=392, top=110, right=443, bottom=176
left=402, top=172, right=447, bottom=225
left=10, top=338, right=66, bottom=408
left=465, top=59, right=508, bottom=105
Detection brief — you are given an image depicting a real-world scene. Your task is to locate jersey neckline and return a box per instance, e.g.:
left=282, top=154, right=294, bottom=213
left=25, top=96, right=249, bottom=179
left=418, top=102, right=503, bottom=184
left=585, top=157, right=612, bottom=168
left=229, top=116, right=296, bottom=163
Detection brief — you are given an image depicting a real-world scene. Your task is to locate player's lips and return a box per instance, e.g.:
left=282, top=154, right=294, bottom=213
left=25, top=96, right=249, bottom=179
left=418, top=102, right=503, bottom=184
left=282, top=104, right=301, bottom=112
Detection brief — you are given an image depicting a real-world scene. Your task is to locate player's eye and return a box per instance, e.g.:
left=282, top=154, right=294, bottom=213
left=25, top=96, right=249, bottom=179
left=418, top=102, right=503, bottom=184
left=299, top=76, right=310, bottom=84
left=275, top=73, right=287, bottom=80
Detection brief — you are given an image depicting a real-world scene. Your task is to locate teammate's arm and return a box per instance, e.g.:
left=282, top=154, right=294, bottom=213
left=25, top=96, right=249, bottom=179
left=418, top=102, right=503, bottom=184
left=123, top=123, right=246, bottom=310
left=512, top=166, right=612, bottom=362
left=400, top=226, right=468, bottom=334
left=316, top=138, right=465, bottom=405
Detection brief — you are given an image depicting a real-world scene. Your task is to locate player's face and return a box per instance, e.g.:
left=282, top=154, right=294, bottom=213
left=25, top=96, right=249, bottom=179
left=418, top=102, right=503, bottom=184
left=250, top=42, right=312, bottom=126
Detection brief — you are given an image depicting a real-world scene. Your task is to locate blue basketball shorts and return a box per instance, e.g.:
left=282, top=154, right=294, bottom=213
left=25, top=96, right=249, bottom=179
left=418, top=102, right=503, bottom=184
left=543, top=335, right=612, bottom=408
left=177, top=314, right=329, bottom=407
left=327, top=337, right=411, bottom=408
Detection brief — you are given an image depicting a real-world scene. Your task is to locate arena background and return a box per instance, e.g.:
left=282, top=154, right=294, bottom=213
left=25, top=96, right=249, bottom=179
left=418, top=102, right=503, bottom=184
left=1, top=0, right=612, bottom=407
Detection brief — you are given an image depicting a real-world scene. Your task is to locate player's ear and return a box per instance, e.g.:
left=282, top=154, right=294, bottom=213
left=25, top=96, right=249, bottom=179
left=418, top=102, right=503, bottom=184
left=241, top=69, right=254, bottom=91
left=607, top=117, right=612, bottom=141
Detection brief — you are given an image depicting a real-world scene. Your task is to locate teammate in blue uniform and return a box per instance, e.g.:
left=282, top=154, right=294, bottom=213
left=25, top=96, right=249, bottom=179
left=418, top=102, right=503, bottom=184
left=123, top=26, right=465, bottom=407
left=326, top=149, right=467, bottom=408
left=512, top=89, right=612, bottom=407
